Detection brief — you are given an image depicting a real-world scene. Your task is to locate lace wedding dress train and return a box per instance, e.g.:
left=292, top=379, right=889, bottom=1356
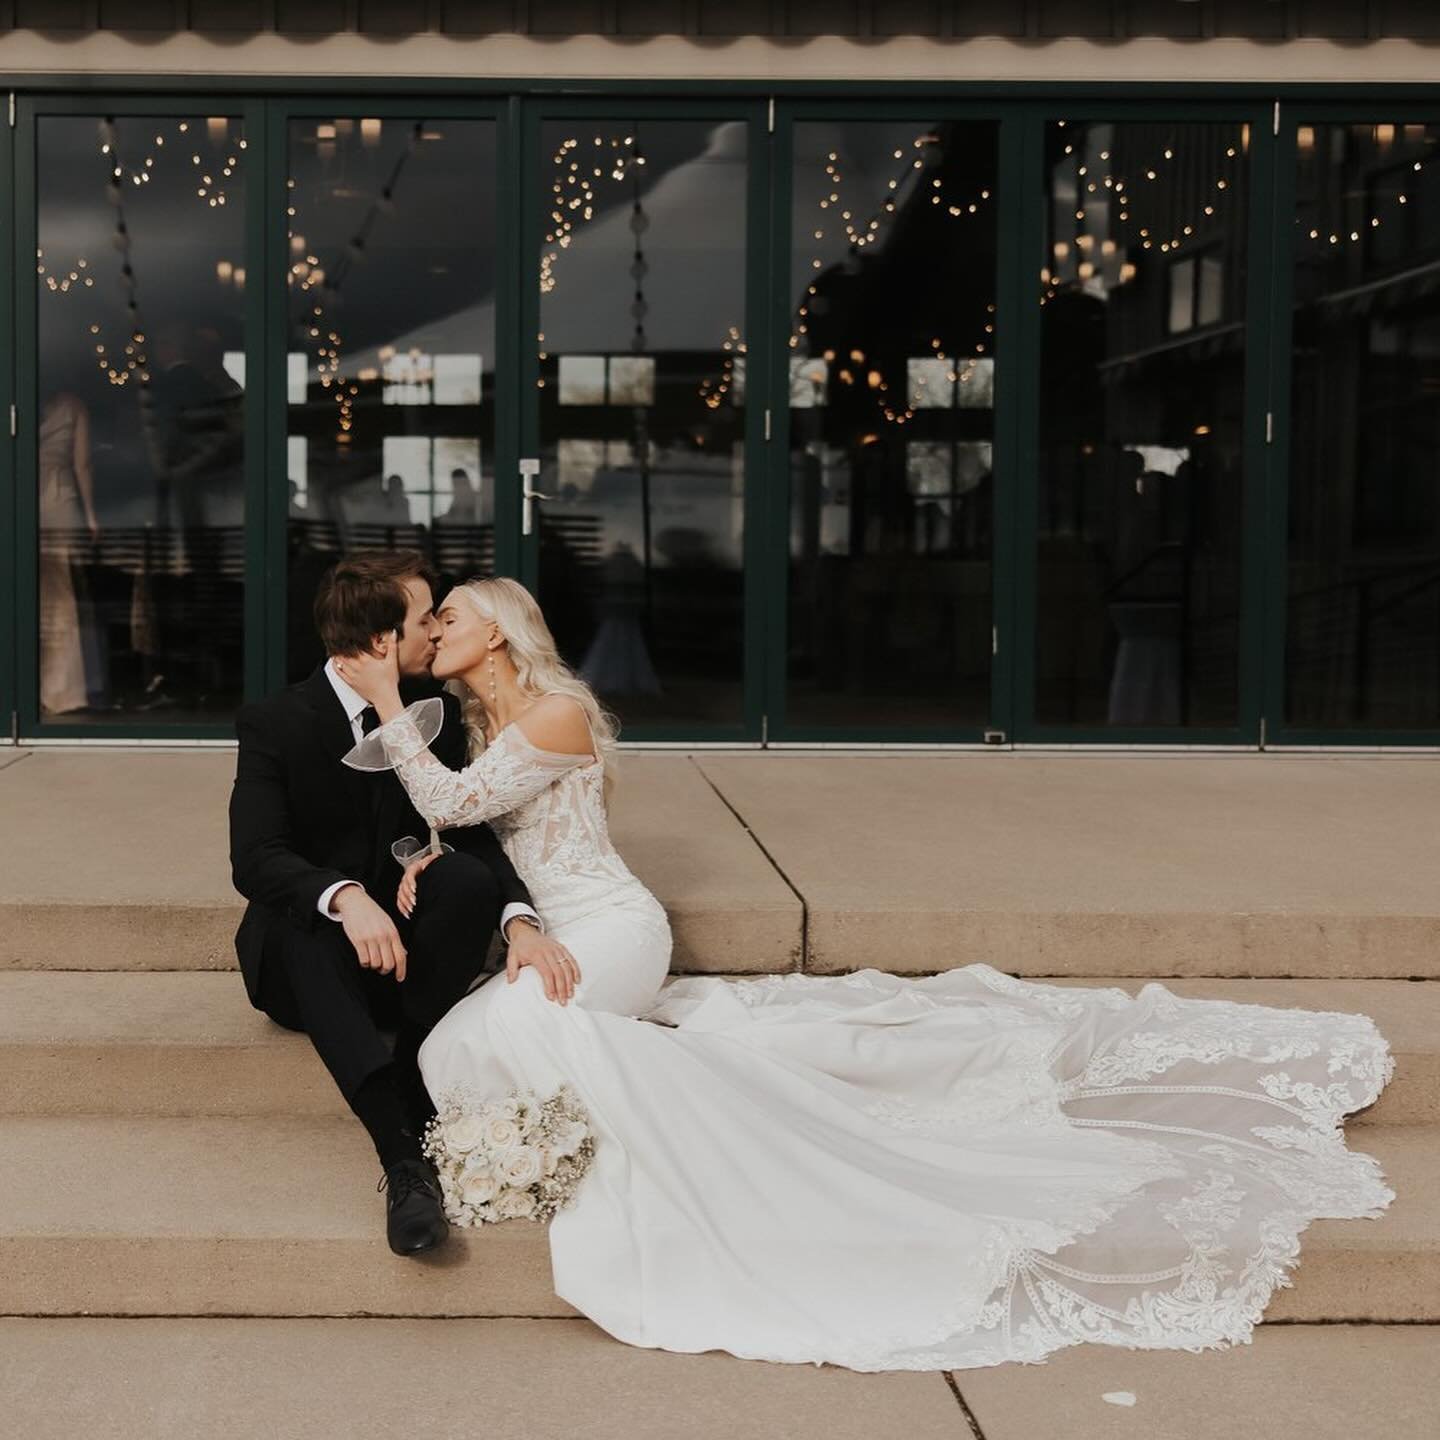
left=346, top=700, right=1396, bottom=1373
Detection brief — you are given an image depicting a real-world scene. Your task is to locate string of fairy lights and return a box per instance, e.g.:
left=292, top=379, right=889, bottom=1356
left=786, top=329, right=994, bottom=428
left=287, top=120, right=426, bottom=439
left=1039, top=120, right=1244, bottom=307
left=44, top=117, right=245, bottom=389
left=542, top=132, right=645, bottom=296
left=1294, top=123, right=1433, bottom=247
left=1042, top=120, right=1436, bottom=309
left=698, top=326, right=744, bottom=410
left=91, top=117, right=153, bottom=392
left=793, top=120, right=1438, bottom=418
left=792, top=133, right=992, bottom=351
left=785, top=131, right=997, bottom=427
left=44, top=115, right=1434, bottom=450
left=1059, top=119, right=1242, bottom=250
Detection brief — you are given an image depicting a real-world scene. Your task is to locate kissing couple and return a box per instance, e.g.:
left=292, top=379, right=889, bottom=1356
left=229, top=547, right=1395, bottom=1373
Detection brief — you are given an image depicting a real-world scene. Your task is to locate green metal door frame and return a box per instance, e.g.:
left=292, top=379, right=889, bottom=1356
left=0, top=95, right=13, bottom=744
left=12, top=92, right=269, bottom=742
left=512, top=95, right=772, bottom=745
left=4, top=79, right=1440, bottom=748
left=1009, top=97, right=1277, bottom=748
left=765, top=97, right=1019, bottom=746
left=1263, top=100, right=1440, bottom=749
left=261, top=96, right=514, bottom=697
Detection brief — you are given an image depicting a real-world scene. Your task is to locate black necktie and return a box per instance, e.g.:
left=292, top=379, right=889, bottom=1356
left=357, top=707, right=386, bottom=836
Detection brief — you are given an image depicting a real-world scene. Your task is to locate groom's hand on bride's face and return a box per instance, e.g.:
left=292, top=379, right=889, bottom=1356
left=333, top=886, right=408, bottom=983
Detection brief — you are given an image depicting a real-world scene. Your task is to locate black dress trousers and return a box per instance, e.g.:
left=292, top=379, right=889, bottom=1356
left=256, top=848, right=505, bottom=1104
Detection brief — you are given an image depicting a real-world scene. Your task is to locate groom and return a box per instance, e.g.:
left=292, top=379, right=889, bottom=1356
left=229, top=548, right=562, bottom=1256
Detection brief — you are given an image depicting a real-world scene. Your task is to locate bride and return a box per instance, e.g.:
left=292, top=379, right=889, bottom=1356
left=333, top=576, right=1395, bottom=1373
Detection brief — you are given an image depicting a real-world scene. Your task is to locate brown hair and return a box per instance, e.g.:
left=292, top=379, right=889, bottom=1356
left=313, top=549, right=439, bottom=657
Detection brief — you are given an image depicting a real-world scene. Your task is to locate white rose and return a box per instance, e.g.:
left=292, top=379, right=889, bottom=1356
left=499, top=1145, right=544, bottom=1189
left=553, top=1119, right=589, bottom=1158
left=493, top=1095, right=522, bottom=1121
left=459, top=1165, right=499, bottom=1207
left=484, top=1116, right=522, bottom=1155
left=496, top=1187, right=537, bottom=1220
left=445, top=1113, right=487, bottom=1155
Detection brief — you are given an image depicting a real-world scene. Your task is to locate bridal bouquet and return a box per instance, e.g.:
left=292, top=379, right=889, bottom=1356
left=421, top=1083, right=596, bottom=1226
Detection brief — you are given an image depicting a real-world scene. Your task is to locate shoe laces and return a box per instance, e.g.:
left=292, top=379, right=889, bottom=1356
left=377, top=1162, right=440, bottom=1206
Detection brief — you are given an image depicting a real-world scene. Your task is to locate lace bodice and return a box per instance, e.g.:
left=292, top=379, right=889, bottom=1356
left=344, top=696, right=664, bottom=932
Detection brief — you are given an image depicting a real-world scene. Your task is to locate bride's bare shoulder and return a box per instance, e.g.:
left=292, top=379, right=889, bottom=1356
left=513, top=693, right=594, bottom=758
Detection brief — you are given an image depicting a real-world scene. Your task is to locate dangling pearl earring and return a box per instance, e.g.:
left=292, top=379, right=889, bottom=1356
left=488, top=651, right=498, bottom=707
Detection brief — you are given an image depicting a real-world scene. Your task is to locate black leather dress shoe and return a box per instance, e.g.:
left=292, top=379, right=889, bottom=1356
left=378, top=1159, right=449, bottom=1256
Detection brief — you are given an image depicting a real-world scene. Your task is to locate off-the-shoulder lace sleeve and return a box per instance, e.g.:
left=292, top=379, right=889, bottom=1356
left=341, top=697, right=592, bottom=830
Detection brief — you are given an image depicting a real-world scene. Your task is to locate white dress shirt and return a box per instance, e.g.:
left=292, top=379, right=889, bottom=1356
left=317, top=658, right=542, bottom=941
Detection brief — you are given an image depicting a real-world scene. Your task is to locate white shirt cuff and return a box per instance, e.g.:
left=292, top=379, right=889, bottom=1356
left=318, top=879, right=362, bottom=920
left=501, top=902, right=543, bottom=942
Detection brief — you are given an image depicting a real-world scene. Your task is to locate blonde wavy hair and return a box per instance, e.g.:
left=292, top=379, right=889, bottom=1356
left=443, top=575, right=620, bottom=786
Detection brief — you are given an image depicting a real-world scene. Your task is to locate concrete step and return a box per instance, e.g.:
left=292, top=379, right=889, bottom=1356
left=0, top=751, right=802, bottom=975
left=0, top=1316, right=966, bottom=1440
left=694, top=753, right=1440, bottom=979
left=956, top=1324, right=1440, bottom=1440
left=4, top=1322, right=1435, bottom=1440
left=8, top=748, right=1440, bottom=979
left=0, top=1117, right=1433, bottom=1322
left=1, top=971, right=1433, bottom=1125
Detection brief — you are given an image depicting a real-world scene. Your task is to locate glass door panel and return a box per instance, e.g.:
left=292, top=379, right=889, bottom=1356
left=527, top=114, right=752, bottom=732
left=282, top=111, right=500, bottom=681
left=1283, top=119, right=1440, bottom=734
left=31, top=109, right=250, bottom=726
left=1033, top=117, right=1252, bottom=735
left=782, top=117, right=1000, bottom=735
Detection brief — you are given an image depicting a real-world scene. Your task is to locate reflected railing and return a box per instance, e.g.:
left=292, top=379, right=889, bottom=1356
left=1288, top=558, right=1440, bottom=725
left=286, top=520, right=499, bottom=582
left=39, top=524, right=245, bottom=716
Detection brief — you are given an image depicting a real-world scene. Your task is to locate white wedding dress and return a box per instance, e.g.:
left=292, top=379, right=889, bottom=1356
left=347, top=698, right=1396, bottom=1372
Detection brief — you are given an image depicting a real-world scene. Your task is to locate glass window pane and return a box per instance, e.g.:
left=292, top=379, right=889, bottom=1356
left=1035, top=119, right=1249, bottom=730
left=786, top=119, right=999, bottom=732
left=284, top=116, right=498, bottom=681
left=36, top=112, right=248, bottom=723
left=1285, top=120, right=1440, bottom=730
left=536, top=118, right=749, bottom=728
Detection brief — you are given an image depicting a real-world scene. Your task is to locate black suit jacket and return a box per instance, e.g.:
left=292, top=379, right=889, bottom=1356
left=228, top=665, right=532, bottom=1007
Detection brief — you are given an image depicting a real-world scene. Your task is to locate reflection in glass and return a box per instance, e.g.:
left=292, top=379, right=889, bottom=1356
left=36, top=114, right=247, bottom=722
left=786, top=120, right=998, bottom=731
left=284, top=117, right=497, bottom=680
left=1036, top=120, right=1248, bottom=730
left=1286, top=121, right=1440, bottom=730
left=535, top=119, right=748, bottom=727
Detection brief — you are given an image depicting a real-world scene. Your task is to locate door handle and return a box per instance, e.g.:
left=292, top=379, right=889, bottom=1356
left=519, top=458, right=552, bottom=536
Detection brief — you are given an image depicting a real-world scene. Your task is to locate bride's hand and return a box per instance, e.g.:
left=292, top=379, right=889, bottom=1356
left=396, top=850, right=443, bottom=919
left=505, top=920, right=582, bottom=1005
left=333, top=636, right=402, bottom=710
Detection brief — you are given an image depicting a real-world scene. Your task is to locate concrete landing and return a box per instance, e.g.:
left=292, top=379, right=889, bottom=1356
left=1, top=1116, right=1433, bottom=1322
left=2, top=971, right=1435, bottom=1126
left=958, top=1324, right=1437, bottom=1440
left=694, top=752, right=1440, bottom=977
left=0, top=1316, right=965, bottom=1439
left=0, top=750, right=801, bottom=974
left=4, top=747, right=1438, bottom=978
left=2, top=1320, right=1433, bottom=1440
